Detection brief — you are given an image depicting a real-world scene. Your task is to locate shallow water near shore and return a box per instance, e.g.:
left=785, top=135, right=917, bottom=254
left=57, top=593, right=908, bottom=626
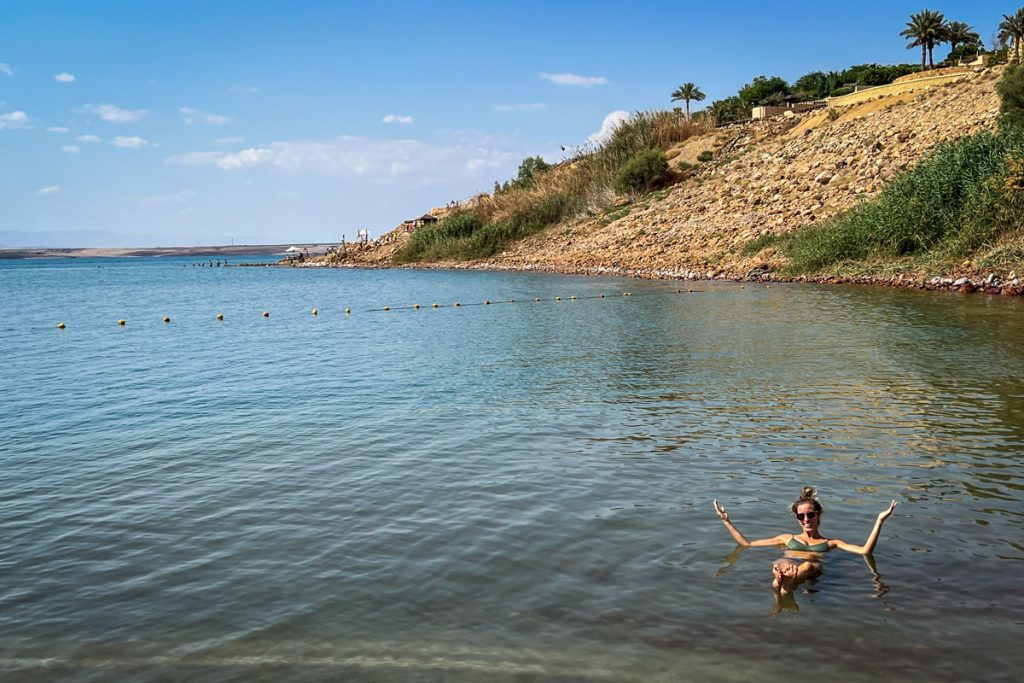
left=1, top=256, right=1022, bottom=681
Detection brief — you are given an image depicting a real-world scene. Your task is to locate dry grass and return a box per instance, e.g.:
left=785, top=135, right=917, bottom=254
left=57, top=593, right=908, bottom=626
left=397, top=110, right=712, bottom=262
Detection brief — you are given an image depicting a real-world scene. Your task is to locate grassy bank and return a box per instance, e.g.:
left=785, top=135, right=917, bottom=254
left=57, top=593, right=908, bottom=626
left=395, top=111, right=711, bottom=263
left=777, top=125, right=1024, bottom=274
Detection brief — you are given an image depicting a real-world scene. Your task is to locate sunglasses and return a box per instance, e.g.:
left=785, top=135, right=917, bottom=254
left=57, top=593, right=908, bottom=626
left=795, top=512, right=817, bottom=521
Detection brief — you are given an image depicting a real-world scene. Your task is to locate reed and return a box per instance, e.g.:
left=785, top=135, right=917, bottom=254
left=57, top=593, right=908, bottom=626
left=785, top=126, right=1024, bottom=273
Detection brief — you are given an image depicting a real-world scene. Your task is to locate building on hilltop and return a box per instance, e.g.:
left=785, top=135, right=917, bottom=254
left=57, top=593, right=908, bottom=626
left=401, top=213, right=439, bottom=232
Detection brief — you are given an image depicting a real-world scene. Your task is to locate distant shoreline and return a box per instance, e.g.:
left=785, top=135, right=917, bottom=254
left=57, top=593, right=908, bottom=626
left=0, top=243, right=335, bottom=260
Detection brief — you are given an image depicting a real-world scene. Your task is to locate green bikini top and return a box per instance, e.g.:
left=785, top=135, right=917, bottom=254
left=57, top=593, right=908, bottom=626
left=786, top=536, right=830, bottom=552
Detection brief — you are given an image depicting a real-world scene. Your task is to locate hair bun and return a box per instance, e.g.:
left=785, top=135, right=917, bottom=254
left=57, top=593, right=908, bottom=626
left=800, top=486, right=817, bottom=500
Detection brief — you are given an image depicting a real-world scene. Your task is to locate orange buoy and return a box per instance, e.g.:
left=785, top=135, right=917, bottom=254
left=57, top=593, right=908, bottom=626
left=345, top=308, right=351, bottom=315
left=432, top=303, right=439, bottom=309
left=56, top=322, right=65, bottom=329
left=454, top=302, right=461, bottom=307
left=413, top=304, right=420, bottom=310
left=117, top=319, right=126, bottom=326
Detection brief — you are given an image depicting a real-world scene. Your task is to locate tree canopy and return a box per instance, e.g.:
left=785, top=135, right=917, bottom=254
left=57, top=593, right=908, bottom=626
left=901, top=9, right=948, bottom=69
left=738, top=76, right=791, bottom=106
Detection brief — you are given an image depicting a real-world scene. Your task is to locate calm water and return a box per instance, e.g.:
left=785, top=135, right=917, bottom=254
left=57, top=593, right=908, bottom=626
left=1, top=256, right=1022, bottom=682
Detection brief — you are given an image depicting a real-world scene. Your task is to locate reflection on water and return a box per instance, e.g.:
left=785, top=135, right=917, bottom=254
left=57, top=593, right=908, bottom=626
left=0, top=259, right=1023, bottom=682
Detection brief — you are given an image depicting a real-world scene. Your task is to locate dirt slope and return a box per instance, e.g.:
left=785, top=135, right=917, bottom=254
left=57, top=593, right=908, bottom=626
left=484, top=68, right=1001, bottom=279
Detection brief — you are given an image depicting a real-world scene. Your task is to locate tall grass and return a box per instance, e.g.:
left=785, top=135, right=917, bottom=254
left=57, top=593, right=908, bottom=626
left=396, top=111, right=711, bottom=262
left=785, top=125, right=1024, bottom=273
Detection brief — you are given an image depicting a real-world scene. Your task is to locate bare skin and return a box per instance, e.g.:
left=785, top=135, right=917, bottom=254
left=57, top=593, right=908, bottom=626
left=712, top=497, right=898, bottom=595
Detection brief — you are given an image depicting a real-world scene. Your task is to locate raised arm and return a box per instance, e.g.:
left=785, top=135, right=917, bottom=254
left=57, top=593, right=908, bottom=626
left=832, top=500, right=898, bottom=555
left=713, top=499, right=788, bottom=547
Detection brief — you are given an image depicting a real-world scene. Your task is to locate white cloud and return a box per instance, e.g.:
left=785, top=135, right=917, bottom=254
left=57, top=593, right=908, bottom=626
left=179, top=107, right=230, bottom=125
left=111, top=135, right=149, bottom=149
left=76, top=134, right=101, bottom=143
left=47, top=126, right=70, bottom=133
left=494, top=103, right=546, bottom=112
left=587, top=110, right=630, bottom=145
left=0, top=110, right=30, bottom=129
left=62, top=145, right=81, bottom=154
left=37, top=186, right=61, bottom=195
left=539, top=72, right=608, bottom=87
left=165, top=134, right=517, bottom=186
left=0, top=63, right=13, bottom=76
left=382, top=114, right=414, bottom=125
left=54, top=72, right=76, bottom=83
left=214, top=136, right=244, bottom=145
left=82, top=103, right=148, bottom=123
left=229, top=85, right=260, bottom=94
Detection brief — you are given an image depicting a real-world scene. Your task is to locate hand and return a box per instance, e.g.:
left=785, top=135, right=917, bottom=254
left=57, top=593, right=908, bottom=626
left=713, top=498, right=730, bottom=523
left=877, top=500, right=897, bottom=522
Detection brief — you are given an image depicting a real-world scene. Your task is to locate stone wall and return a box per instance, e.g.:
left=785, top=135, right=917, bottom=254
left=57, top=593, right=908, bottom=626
left=827, top=71, right=969, bottom=107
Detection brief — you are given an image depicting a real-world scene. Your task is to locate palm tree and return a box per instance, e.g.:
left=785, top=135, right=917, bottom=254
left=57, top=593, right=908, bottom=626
left=999, top=8, right=1024, bottom=64
left=901, top=9, right=948, bottom=70
left=671, top=83, right=706, bottom=120
left=945, top=21, right=981, bottom=61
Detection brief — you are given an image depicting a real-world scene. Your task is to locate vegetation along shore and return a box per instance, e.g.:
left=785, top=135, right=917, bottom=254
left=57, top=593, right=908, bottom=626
left=306, top=8, right=1024, bottom=297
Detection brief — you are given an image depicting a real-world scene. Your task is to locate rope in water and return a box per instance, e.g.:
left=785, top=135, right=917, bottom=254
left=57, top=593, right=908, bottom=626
left=51, top=286, right=735, bottom=329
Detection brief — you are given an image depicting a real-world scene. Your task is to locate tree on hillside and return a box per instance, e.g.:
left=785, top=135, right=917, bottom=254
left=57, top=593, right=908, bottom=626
left=793, top=71, right=830, bottom=100
left=945, top=21, right=981, bottom=60
left=901, top=9, right=948, bottom=70
left=999, top=8, right=1024, bottom=64
left=670, top=83, right=706, bottom=120
left=708, top=96, right=750, bottom=125
left=515, top=156, right=551, bottom=188
left=738, top=76, right=791, bottom=105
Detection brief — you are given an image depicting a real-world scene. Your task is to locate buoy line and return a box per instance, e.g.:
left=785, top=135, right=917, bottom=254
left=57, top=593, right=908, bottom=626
left=53, top=288, right=714, bottom=329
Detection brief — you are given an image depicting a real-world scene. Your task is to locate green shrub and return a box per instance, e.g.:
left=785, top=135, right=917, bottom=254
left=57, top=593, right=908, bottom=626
left=785, top=126, right=1024, bottom=272
left=709, top=96, right=752, bottom=124
left=395, top=194, right=580, bottom=262
left=830, top=86, right=855, bottom=97
left=998, top=65, right=1024, bottom=130
left=697, top=150, right=714, bottom=162
left=395, top=210, right=480, bottom=261
left=615, top=149, right=670, bottom=195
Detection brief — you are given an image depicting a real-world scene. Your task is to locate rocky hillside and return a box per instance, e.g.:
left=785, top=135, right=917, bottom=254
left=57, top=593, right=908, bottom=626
left=315, top=67, right=1007, bottom=283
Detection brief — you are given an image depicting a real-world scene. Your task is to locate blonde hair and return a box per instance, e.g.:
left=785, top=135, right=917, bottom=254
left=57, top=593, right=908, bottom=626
left=791, top=486, right=823, bottom=514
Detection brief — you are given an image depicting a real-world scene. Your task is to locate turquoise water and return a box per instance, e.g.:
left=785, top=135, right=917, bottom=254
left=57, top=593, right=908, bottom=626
left=1, top=256, right=1022, bottom=681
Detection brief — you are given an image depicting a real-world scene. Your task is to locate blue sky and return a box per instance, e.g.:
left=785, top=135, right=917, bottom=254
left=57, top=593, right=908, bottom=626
left=0, top=0, right=1009, bottom=247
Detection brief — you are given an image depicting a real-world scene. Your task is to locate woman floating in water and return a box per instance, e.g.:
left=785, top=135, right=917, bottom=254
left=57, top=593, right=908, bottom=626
left=712, top=487, right=897, bottom=595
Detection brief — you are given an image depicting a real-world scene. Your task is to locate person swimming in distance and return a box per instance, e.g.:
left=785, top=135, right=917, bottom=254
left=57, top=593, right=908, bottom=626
left=712, top=487, right=898, bottom=595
